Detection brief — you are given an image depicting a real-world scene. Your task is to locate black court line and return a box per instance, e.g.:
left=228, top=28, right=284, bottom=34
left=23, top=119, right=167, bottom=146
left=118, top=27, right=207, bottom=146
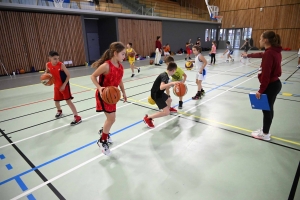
left=289, top=161, right=300, bottom=200
left=1, top=90, right=150, bottom=137
left=0, top=97, right=94, bottom=123
left=286, top=68, right=300, bottom=81
left=0, top=129, right=66, bottom=199
left=126, top=100, right=300, bottom=152
left=0, top=82, right=154, bottom=123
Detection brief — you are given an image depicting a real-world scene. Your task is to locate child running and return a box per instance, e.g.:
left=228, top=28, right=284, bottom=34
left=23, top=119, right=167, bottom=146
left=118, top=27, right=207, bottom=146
left=90, top=42, right=127, bottom=155
left=126, top=43, right=140, bottom=77
left=223, top=41, right=234, bottom=62
left=143, top=62, right=180, bottom=128
left=185, top=41, right=192, bottom=60
left=191, top=45, right=207, bottom=100
left=165, top=56, right=187, bottom=109
left=45, top=51, right=82, bottom=125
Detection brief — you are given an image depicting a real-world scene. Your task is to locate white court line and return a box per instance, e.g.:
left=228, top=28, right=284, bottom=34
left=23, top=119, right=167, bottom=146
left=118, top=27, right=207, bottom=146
left=11, top=75, right=256, bottom=200
left=0, top=97, right=147, bottom=149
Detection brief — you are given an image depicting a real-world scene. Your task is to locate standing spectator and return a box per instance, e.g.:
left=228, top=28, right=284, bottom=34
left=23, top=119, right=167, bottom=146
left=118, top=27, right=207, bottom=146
left=154, top=36, right=162, bottom=66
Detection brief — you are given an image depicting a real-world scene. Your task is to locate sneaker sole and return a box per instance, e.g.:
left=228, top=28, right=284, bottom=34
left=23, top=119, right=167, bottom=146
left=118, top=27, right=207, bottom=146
left=70, top=120, right=82, bottom=126
left=251, top=133, right=271, bottom=141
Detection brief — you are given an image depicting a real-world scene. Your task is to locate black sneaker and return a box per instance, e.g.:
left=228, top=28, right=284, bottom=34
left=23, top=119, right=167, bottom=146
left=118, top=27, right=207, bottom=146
left=55, top=110, right=63, bottom=118
left=131, top=74, right=135, bottom=78
left=201, top=89, right=205, bottom=96
left=98, top=128, right=113, bottom=144
left=192, top=93, right=201, bottom=100
left=178, top=101, right=183, bottom=109
left=97, top=139, right=110, bottom=155
left=138, top=68, right=140, bottom=73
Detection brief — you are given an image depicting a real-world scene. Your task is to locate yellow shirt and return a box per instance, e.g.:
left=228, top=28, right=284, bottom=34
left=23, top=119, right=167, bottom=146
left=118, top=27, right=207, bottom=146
left=171, top=67, right=184, bottom=81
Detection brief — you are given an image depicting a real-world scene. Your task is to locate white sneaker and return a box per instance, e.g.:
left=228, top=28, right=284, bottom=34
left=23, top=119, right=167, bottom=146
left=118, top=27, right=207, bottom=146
left=298, top=65, right=300, bottom=68
left=251, top=128, right=271, bottom=141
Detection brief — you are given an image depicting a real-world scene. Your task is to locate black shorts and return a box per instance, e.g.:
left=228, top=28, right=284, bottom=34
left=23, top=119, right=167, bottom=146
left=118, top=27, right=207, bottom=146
left=151, top=93, right=169, bottom=110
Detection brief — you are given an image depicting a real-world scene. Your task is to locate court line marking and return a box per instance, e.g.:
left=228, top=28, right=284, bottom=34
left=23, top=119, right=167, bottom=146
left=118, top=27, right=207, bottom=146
left=9, top=70, right=258, bottom=199
left=0, top=69, right=258, bottom=187
left=0, top=90, right=90, bottom=112
left=127, top=97, right=300, bottom=146
left=0, top=73, right=160, bottom=113
left=0, top=98, right=148, bottom=150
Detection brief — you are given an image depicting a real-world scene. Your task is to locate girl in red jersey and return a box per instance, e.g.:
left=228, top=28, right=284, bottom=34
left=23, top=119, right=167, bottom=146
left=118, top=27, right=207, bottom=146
left=242, top=31, right=282, bottom=141
left=90, top=42, right=127, bottom=155
left=45, top=51, right=82, bottom=125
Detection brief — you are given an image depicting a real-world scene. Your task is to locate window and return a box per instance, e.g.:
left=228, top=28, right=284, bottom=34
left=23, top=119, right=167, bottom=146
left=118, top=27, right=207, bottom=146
left=211, top=29, right=217, bottom=41
left=242, top=28, right=252, bottom=40
left=205, top=29, right=210, bottom=42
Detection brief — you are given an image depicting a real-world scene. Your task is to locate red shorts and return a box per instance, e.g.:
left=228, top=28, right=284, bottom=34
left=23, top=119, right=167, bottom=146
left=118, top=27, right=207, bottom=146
left=95, top=90, right=116, bottom=113
left=54, top=84, right=73, bottom=101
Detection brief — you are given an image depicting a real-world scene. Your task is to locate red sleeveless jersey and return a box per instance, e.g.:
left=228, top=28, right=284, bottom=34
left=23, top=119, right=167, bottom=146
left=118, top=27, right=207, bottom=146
left=95, top=60, right=124, bottom=113
left=47, top=62, right=67, bottom=87
left=98, top=60, right=124, bottom=87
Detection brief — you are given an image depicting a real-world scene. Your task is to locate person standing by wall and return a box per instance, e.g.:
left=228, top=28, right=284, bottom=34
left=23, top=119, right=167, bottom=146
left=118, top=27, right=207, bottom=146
left=154, top=36, right=162, bottom=66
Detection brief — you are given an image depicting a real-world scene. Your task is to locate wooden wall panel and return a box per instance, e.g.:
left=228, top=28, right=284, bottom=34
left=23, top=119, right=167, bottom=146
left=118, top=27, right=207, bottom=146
left=214, top=0, right=299, bottom=50
left=248, top=0, right=265, bottom=8
left=261, top=7, right=278, bottom=29
left=118, top=19, right=162, bottom=57
left=281, top=0, right=300, bottom=5
left=265, top=0, right=281, bottom=6
left=0, top=11, right=86, bottom=75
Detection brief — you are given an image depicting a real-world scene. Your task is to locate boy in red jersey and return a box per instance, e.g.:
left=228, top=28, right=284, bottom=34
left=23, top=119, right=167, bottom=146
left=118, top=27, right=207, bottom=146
left=45, top=51, right=82, bottom=125
left=91, top=42, right=127, bottom=155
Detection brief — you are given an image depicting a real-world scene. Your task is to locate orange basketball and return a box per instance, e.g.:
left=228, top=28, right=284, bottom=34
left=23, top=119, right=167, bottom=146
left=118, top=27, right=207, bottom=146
left=173, top=82, right=188, bottom=97
left=40, top=73, right=54, bottom=86
left=129, top=52, right=135, bottom=57
left=149, top=60, right=154, bottom=65
left=101, top=86, right=121, bottom=104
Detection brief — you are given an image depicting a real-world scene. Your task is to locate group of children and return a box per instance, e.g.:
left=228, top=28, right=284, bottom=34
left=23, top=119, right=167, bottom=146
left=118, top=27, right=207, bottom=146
left=45, top=38, right=247, bottom=155
left=45, top=41, right=209, bottom=155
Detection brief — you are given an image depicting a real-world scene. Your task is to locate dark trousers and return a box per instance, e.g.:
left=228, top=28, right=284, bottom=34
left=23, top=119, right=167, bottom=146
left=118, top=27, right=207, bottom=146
left=210, top=53, right=216, bottom=64
left=106, top=0, right=113, bottom=3
left=262, top=80, right=282, bottom=133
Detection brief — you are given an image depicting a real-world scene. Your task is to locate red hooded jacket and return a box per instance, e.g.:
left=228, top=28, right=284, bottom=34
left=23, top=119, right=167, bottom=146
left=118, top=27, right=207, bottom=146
left=247, top=46, right=282, bottom=93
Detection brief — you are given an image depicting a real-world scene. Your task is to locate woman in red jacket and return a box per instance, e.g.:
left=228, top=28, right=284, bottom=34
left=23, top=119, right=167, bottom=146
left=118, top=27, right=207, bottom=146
left=242, top=31, right=282, bottom=141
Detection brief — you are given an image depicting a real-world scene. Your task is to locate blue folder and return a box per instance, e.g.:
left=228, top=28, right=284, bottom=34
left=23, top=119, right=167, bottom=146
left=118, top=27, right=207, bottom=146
left=248, top=93, right=270, bottom=111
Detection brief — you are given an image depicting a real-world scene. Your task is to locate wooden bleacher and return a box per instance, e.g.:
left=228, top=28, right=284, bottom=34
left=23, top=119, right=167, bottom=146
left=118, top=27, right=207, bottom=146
left=138, top=0, right=210, bottom=21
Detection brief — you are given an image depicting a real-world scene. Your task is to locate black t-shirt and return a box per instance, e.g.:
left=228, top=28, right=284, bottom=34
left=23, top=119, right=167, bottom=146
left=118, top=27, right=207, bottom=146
left=151, top=72, right=169, bottom=98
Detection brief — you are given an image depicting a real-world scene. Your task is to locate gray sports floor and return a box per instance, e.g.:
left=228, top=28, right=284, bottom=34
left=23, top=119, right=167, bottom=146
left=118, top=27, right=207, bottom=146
left=0, top=51, right=299, bottom=200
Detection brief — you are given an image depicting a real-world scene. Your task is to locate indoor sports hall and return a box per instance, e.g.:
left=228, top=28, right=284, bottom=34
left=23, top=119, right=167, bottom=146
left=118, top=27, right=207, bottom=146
left=0, top=0, right=300, bottom=200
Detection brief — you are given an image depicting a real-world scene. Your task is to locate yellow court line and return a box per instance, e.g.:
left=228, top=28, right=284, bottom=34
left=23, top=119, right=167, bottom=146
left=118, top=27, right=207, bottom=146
left=70, top=83, right=94, bottom=91
left=128, top=97, right=300, bottom=147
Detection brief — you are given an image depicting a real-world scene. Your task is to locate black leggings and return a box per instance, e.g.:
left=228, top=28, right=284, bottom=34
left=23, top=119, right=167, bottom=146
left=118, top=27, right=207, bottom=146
left=262, top=80, right=282, bottom=133
left=210, top=53, right=216, bottom=64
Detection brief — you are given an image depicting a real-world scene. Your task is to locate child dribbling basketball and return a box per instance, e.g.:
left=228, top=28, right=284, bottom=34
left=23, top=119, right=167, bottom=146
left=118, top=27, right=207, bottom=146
left=143, top=62, right=180, bottom=128
left=126, top=43, right=140, bottom=77
left=164, top=56, right=187, bottom=109
left=191, top=45, right=207, bottom=100
left=45, top=51, right=82, bottom=125
left=91, top=42, right=127, bottom=155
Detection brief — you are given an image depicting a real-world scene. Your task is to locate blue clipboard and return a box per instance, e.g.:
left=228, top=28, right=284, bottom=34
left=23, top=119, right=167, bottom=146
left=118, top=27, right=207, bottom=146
left=248, top=93, right=270, bottom=111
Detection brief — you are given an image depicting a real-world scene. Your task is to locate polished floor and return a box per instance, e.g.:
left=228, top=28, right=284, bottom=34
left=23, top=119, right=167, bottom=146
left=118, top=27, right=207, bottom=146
left=0, top=51, right=299, bottom=200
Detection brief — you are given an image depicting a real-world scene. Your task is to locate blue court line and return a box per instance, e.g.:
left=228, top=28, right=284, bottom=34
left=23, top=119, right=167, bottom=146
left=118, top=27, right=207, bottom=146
left=15, top=177, right=28, bottom=191
left=16, top=177, right=36, bottom=199
left=27, top=194, right=36, bottom=200
left=0, top=154, right=5, bottom=159
left=0, top=68, right=258, bottom=186
left=6, top=164, right=13, bottom=170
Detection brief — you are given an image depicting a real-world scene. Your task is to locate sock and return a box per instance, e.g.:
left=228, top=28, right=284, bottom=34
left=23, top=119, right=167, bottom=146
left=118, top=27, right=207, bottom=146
left=101, top=132, right=109, bottom=141
left=179, top=101, right=183, bottom=103
left=58, top=109, right=62, bottom=112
